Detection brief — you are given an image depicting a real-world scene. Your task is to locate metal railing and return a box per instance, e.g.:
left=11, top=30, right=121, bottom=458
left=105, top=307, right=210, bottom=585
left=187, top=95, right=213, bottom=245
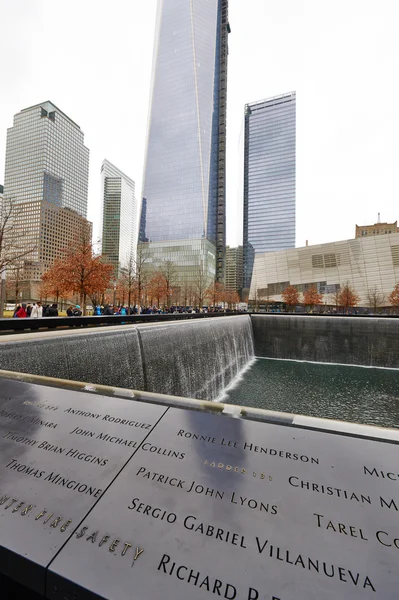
left=1, top=368, right=398, bottom=442
left=0, top=311, right=243, bottom=334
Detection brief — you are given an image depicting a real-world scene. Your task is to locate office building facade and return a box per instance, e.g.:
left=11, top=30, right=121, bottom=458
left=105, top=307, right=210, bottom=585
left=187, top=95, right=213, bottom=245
left=101, top=160, right=138, bottom=277
left=225, top=245, right=243, bottom=292
left=250, top=233, right=399, bottom=308
left=243, top=92, right=296, bottom=291
left=141, top=0, right=229, bottom=283
left=3, top=101, right=91, bottom=300
left=140, top=238, right=216, bottom=306
left=4, top=101, right=89, bottom=217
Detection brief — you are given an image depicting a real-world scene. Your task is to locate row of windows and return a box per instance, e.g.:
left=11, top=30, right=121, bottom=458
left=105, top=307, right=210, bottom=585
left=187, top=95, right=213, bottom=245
left=359, top=229, right=393, bottom=236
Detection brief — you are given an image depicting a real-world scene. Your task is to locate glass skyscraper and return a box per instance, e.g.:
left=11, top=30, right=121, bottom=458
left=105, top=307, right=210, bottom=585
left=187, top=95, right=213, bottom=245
left=101, top=159, right=138, bottom=277
left=141, top=0, right=229, bottom=285
left=243, top=92, right=296, bottom=291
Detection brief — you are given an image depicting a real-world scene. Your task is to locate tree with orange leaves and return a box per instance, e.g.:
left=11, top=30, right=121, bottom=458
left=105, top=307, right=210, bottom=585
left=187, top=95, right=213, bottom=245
left=338, top=283, right=360, bottom=310
left=42, top=226, right=113, bottom=315
left=303, top=285, right=323, bottom=312
left=114, top=277, right=129, bottom=307
left=41, top=260, right=70, bottom=303
left=282, top=285, right=299, bottom=311
left=388, top=283, right=399, bottom=313
left=205, top=281, right=225, bottom=308
left=225, top=290, right=240, bottom=309
left=147, top=272, right=167, bottom=309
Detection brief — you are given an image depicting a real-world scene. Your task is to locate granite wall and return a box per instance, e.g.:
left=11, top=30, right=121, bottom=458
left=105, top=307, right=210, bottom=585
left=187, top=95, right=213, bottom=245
left=251, top=315, right=399, bottom=367
left=0, top=316, right=254, bottom=399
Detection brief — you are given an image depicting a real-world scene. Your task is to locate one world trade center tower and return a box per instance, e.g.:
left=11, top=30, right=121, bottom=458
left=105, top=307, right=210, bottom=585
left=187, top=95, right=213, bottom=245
left=140, top=0, right=229, bottom=288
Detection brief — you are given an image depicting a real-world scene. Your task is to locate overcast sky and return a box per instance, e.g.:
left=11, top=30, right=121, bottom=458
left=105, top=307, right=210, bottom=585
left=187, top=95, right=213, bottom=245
left=1, top=0, right=399, bottom=248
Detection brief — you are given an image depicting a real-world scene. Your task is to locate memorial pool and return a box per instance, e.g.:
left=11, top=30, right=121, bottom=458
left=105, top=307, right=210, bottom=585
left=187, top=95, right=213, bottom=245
left=222, top=358, right=399, bottom=429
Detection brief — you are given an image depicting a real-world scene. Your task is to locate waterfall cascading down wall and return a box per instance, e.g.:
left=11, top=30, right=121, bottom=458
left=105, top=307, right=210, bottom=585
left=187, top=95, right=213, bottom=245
left=0, top=316, right=254, bottom=400
left=251, top=314, right=399, bottom=368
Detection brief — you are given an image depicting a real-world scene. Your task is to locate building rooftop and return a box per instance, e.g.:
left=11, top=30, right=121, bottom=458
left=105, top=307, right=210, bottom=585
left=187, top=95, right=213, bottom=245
left=20, top=101, right=81, bottom=130
left=101, top=159, right=135, bottom=187
left=246, top=91, right=296, bottom=112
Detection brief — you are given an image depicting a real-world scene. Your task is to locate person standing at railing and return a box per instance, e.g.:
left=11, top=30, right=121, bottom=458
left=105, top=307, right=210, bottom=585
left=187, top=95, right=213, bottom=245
left=30, top=302, right=43, bottom=318
left=15, top=304, right=27, bottom=318
left=46, top=303, right=59, bottom=317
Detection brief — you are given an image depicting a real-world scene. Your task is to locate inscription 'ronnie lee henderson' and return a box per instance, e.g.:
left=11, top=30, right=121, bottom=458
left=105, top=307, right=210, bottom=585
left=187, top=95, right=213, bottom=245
left=177, top=430, right=319, bottom=464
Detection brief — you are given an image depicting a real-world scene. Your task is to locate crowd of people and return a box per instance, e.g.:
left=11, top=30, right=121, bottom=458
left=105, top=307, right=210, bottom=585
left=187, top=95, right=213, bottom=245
left=11, top=303, right=238, bottom=318
left=13, top=302, right=77, bottom=318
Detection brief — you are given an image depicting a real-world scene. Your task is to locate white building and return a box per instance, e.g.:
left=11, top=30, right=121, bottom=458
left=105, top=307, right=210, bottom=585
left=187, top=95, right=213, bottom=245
left=101, top=159, right=138, bottom=277
left=250, top=233, right=399, bottom=307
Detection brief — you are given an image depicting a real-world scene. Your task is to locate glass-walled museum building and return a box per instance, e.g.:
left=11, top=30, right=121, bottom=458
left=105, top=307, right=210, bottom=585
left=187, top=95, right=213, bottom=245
left=140, top=0, right=229, bottom=290
left=250, top=233, right=399, bottom=308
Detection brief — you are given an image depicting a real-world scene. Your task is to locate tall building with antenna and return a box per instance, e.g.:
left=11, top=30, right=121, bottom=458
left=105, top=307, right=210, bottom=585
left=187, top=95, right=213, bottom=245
left=140, top=0, right=230, bottom=293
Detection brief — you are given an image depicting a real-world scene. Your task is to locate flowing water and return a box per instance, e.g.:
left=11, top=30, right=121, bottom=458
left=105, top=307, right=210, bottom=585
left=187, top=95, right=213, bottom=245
left=221, top=357, right=399, bottom=429
left=0, top=316, right=255, bottom=401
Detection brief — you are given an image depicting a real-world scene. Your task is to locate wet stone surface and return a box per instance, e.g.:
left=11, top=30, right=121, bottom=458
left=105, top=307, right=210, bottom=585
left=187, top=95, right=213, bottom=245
left=2, top=377, right=399, bottom=599
left=0, top=378, right=166, bottom=595
left=48, top=407, right=399, bottom=600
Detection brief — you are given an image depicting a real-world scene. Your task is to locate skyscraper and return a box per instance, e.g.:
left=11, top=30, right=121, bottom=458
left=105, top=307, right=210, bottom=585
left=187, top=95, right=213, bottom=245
left=141, top=0, right=229, bottom=289
left=4, top=101, right=89, bottom=217
left=225, top=245, right=243, bottom=294
left=3, top=101, right=91, bottom=300
left=101, top=159, right=138, bottom=277
left=243, top=92, right=296, bottom=291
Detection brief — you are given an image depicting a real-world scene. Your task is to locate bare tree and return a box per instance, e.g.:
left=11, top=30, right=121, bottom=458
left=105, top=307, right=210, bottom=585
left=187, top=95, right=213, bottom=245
left=0, top=197, right=36, bottom=272
left=258, top=286, right=272, bottom=311
left=194, top=262, right=211, bottom=309
left=158, top=259, right=178, bottom=307
left=328, top=288, right=341, bottom=311
left=181, top=280, right=194, bottom=309
left=121, top=249, right=137, bottom=314
left=249, top=275, right=260, bottom=312
left=135, top=244, right=150, bottom=312
left=366, top=286, right=385, bottom=312
left=0, top=198, right=37, bottom=314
